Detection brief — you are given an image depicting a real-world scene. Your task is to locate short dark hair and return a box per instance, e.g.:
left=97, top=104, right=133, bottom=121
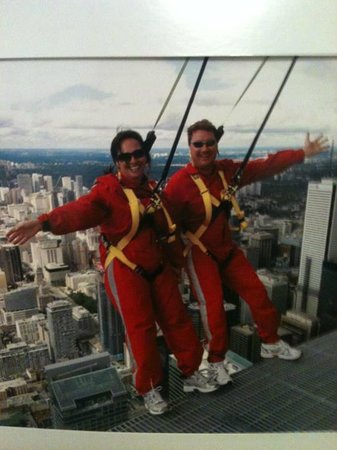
left=187, top=119, right=218, bottom=144
left=110, top=129, right=151, bottom=164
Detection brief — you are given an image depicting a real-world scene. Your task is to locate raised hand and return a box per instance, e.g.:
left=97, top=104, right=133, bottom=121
left=6, top=220, right=42, bottom=245
left=303, top=133, right=330, bottom=158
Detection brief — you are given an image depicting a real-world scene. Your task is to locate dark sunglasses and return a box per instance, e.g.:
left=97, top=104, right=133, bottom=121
left=117, top=148, right=147, bottom=163
left=191, top=140, right=216, bottom=148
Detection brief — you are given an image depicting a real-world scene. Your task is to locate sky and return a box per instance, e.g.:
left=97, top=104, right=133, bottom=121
left=0, top=57, right=336, bottom=152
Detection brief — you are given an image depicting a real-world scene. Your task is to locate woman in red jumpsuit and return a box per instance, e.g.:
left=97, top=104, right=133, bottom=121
left=7, top=129, right=218, bottom=415
left=164, top=119, right=329, bottom=385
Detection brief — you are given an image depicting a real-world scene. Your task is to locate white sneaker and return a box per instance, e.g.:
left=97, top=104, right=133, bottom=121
left=143, top=387, right=168, bottom=415
left=208, top=361, right=232, bottom=385
left=183, top=369, right=219, bottom=393
left=261, top=339, right=302, bottom=361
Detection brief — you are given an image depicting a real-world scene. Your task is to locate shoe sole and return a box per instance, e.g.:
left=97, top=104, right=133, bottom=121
left=217, top=378, right=233, bottom=386
left=261, top=352, right=302, bottom=361
left=145, top=405, right=168, bottom=415
left=183, top=385, right=219, bottom=393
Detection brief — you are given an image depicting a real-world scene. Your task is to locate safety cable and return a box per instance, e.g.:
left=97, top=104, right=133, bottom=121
left=223, top=57, right=269, bottom=125
left=230, top=56, right=298, bottom=190
left=152, top=57, right=209, bottom=194
left=152, top=58, right=190, bottom=130
left=144, top=58, right=189, bottom=152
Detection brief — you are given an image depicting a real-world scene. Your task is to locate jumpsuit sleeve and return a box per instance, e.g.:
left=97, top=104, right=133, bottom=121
left=37, top=181, right=110, bottom=235
left=220, top=149, right=305, bottom=187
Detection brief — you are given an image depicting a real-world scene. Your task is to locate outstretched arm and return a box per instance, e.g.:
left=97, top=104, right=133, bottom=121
left=303, top=133, right=330, bottom=158
left=6, top=219, right=42, bottom=245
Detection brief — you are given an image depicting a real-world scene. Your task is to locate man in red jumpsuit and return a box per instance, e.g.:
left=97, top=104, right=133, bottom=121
left=7, top=129, right=218, bottom=415
left=164, top=119, right=329, bottom=385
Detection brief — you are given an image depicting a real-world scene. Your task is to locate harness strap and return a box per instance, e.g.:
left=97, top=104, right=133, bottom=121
left=184, top=170, right=247, bottom=256
left=104, top=183, right=176, bottom=272
left=218, top=171, right=247, bottom=228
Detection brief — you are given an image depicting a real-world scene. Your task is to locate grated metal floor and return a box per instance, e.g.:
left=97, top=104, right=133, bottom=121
left=112, top=330, right=337, bottom=433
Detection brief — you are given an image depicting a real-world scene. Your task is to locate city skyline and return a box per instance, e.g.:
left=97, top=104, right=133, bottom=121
left=1, top=57, right=336, bottom=151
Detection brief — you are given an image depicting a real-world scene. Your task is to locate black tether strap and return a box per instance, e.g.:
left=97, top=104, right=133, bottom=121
left=153, top=57, right=209, bottom=194
left=231, top=56, right=298, bottom=189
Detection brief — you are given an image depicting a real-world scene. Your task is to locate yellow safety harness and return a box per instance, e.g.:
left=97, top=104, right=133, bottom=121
left=183, top=170, right=247, bottom=256
left=104, top=183, right=176, bottom=272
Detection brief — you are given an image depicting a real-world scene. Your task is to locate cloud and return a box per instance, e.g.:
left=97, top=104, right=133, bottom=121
left=0, top=119, right=14, bottom=128
left=46, top=84, right=113, bottom=107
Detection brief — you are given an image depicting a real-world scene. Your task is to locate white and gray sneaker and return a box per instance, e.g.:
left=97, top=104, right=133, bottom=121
left=183, top=369, right=219, bottom=393
left=208, top=361, right=232, bottom=385
left=143, top=386, right=168, bottom=415
left=261, top=339, right=302, bottom=361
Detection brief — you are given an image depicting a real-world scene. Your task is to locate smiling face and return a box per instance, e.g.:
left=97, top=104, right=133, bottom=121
left=116, top=138, right=148, bottom=185
left=189, top=129, right=218, bottom=173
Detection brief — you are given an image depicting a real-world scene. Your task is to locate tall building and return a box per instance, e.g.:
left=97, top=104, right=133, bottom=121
left=257, top=269, right=289, bottom=314
left=296, top=179, right=337, bottom=316
left=0, top=244, right=24, bottom=288
left=317, top=260, right=337, bottom=332
left=45, top=353, right=128, bottom=431
left=31, top=173, right=44, bottom=193
left=229, top=324, right=261, bottom=363
left=249, top=231, right=274, bottom=268
left=43, top=175, right=54, bottom=192
left=97, top=272, right=124, bottom=360
left=46, top=300, right=77, bottom=362
left=74, top=175, right=83, bottom=199
left=17, top=173, right=32, bottom=196
left=4, top=285, right=38, bottom=312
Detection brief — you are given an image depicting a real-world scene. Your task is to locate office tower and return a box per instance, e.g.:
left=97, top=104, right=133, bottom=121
left=43, top=175, right=54, bottom=192
left=257, top=269, right=289, bottom=314
left=279, top=236, right=301, bottom=267
left=27, top=342, right=51, bottom=372
left=17, top=173, right=32, bottom=196
left=72, top=306, right=96, bottom=338
left=296, top=179, right=337, bottom=316
left=281, top=310, right=319, bottom=343
left=317, top=260, right=337, bottom=332
left=30, top=192, right=50, bottom=214
left=229, top=324, right=261, bottom=363
left=45, top=353, right=128, bottom=431
left=97, top=272, right=125, bottom=360
left=0, top=244, right=23, bottom=288
left=31, top=237, right=64, bottom=269
left=7, top=203, right=31, bottom=221
left=71, top=238, right=90, bottom=271
left=249, top=231, right=274, bottom=268
left=65, top=271, right=97, bottom=290
left=0, top=342, right=28, bottom=379
left=0, top=269, right=7, bottom=294
left=74, top=175, right=83, bottom=199
left=4, top=284, right=38, bottom=311
left=46, top=300, right=77, bottom=362
left=61, top=176, right=72, bottom=191
left=31, top=173, right=44, bottom=192
left=43, top=263, right=70, bottom=286
left=15, top=313, right=46, bottom=344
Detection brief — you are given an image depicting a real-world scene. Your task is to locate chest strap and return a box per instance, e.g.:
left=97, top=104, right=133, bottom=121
left=104, top=185, right=176, bottom=272
left=184, top=170, right=247, bottom=256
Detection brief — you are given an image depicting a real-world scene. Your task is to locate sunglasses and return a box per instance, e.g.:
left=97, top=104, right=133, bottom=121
left=191, top=140, right=216, bottom=148
left=117, top=148, right=147, bottom=163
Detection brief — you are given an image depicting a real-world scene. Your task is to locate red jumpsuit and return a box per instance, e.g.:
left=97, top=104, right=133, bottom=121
left=38, top=173, right=203, bottom=395
left=164, top=149, right=305, bottom=362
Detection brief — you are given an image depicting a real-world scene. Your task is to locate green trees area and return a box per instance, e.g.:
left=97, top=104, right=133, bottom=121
left=69, top=292, right=97, bottom=314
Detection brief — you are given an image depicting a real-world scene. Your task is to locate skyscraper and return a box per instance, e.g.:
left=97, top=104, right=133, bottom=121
left=97, top=272, right=125, bottom=360
left=296, top=179, right=337, bottom=316
left=0, top=244, right=24, bottom=288
left=46, top=300, right=77, bottom=362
